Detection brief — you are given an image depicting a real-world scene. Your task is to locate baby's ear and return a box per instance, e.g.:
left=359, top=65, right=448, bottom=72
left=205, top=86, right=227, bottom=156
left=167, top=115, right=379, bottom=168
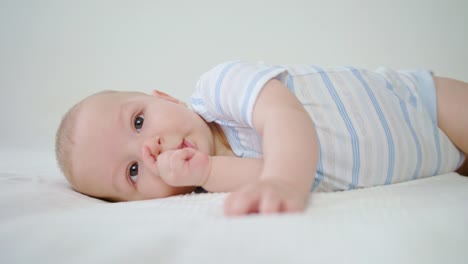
left=151, top=90, right=187, bottom=106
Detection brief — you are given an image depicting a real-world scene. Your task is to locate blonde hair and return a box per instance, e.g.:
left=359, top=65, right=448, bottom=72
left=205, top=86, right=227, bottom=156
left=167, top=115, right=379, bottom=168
left=55, top=90, right=116, bottom=187
left=55, top=101, right=82, bottom=186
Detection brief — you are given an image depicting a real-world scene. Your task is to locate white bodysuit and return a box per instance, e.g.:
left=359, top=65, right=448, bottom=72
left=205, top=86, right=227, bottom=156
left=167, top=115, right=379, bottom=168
left=191, top=61, right=464, bottom=192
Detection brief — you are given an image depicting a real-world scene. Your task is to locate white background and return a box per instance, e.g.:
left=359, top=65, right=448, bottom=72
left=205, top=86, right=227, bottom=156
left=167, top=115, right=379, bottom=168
left=0, top=0, right=467, bottom=172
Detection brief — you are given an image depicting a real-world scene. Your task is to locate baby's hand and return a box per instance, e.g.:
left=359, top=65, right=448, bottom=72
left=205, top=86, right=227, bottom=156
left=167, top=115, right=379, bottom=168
left=157, top=148, right=211, bottom=187
left=224, top=180, right=308, bottom=216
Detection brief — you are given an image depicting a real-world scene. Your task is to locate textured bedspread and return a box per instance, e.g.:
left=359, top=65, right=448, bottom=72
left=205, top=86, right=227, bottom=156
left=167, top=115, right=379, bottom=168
left=1, top=169, right=467, bottom=264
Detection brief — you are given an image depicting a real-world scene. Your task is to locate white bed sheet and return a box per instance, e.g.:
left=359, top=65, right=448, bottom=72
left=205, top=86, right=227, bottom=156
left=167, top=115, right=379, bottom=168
left=1, top=152, right=467, bottom=264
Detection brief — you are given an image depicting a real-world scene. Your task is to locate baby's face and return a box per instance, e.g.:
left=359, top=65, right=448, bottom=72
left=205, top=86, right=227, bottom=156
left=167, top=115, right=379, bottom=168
left=72, top=91, right=213, bottom=201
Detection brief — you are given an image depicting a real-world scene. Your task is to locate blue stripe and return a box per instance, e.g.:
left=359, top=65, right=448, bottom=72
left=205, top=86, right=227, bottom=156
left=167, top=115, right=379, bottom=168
left=397, top=74, right=418, bottom=108
left=240, top=66, right=282, bottom=124
left=287, top=74, right=295, bottom=93
left=408, top=71, right=437, bottom=123
left=349, top=68, right=395, bottom=184
left=215, top=61, right=240, bottom=116
left=409, top=72, right=441, bottom=175
left=431, top=121, right=442, bottom=175
left=190, top=97, right=204, bottom=106
left=400, top=101, right=422, bottom=179
left=311, top=66, right=360, bottom=189
left=228, top=126, right=244, bottom=155
left=311, top=137, right=324, bottom=191
left=390, top=73, right=438, bottom=177
left=383, top=80, right=423, bottom=179
left=412, top=72, right=441, bottom=175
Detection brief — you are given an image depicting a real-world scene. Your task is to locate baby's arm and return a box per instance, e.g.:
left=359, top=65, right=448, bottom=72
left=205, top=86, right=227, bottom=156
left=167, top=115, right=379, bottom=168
left=158, top=79, right=318, bottom=215
left=157, top=148, right=264, bottom=191
left=224, top=79, right=318, bottom=215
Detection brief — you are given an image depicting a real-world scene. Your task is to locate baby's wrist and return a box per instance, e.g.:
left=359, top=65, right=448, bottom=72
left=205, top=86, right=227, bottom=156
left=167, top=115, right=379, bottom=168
left=198, top=155, right=212, bottom=187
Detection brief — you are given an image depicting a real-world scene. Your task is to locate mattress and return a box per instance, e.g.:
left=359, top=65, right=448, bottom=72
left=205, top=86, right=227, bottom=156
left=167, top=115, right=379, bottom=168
left=0, top=151, right=467, bottom=264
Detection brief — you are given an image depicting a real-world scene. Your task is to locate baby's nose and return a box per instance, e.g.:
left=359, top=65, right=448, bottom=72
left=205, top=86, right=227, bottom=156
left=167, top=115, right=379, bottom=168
left=141, top=136, right=162, bottom=162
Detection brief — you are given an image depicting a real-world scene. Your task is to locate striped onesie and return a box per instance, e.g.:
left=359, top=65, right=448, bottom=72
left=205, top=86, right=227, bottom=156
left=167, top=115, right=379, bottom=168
left=191, top=61, right=464, bottom=192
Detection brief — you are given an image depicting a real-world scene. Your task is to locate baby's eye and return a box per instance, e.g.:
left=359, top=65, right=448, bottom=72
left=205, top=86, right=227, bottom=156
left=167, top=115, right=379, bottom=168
left=134, top=115, right=144, bottom=132
left=129, top=162, right=138, bottom=183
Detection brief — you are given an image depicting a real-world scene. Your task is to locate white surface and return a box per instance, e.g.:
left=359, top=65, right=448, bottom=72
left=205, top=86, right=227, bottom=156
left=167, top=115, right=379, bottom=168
left=1, top=0, right=468, bottom=151
left=1, top=169, right=467, bottom=264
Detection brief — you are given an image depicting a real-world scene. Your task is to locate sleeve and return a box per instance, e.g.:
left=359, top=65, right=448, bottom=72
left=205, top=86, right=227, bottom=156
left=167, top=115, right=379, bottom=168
left=191, top=61, right=289, bottom=127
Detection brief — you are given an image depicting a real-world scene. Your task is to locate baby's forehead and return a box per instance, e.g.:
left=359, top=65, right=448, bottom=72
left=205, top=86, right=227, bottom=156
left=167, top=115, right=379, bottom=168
left=76, top=91, right=151, bottom=132
left=83, top=91, right=146, bottom=108
left=87, top=90, right=139, bottom=102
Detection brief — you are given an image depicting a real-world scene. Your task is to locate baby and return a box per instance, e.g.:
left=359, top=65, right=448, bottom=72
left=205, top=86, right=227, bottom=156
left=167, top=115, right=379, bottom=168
left=56, top=61, right=468, bottom=216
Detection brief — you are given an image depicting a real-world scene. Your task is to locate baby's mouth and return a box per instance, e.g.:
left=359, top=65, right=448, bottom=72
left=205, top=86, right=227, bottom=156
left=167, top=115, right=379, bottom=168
left=179, top=139, right=195, bottom=149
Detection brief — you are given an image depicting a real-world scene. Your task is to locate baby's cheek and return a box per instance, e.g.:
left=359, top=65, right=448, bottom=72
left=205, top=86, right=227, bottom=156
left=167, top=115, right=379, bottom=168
left=138, top=173, right=173, bottom=199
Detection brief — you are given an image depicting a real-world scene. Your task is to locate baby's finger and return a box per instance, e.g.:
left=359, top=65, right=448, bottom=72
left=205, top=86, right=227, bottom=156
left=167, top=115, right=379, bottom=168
left=224, top=191, right=260, bottom=216
left=170, top=148, right=209, bottom=186
left=171, top=147, right=196, bottom=162
left=282, top=199, right=306, bottom=213
left=259, top=193, right=281, bottom=214
left=156, top=150, right=191, bottom=186
left=166, top=148, right=196, bottom=171
left=168, top=150, right=193, bottom=181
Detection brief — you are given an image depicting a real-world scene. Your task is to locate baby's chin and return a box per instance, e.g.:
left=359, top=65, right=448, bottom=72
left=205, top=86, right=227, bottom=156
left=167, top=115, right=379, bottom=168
left=127, top=186, right=197, bottom=201
left=155, top=186, right=198, bottom=199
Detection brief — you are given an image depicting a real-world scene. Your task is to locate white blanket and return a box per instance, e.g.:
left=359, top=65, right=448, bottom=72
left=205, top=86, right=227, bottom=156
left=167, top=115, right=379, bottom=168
left=1, top=167, right=467, bottom=264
